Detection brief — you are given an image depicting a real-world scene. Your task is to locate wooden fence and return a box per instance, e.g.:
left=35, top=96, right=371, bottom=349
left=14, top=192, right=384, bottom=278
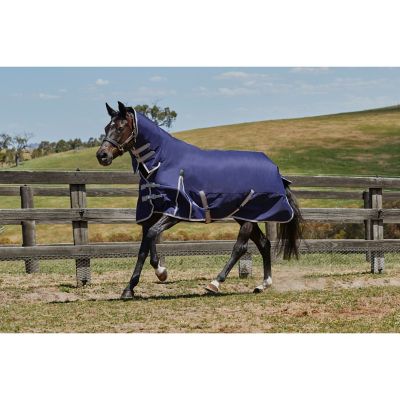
left=1, top=170, right=400, bottom=285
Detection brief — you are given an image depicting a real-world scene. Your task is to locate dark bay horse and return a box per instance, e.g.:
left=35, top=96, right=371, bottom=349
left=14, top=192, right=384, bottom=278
left=96, top=101, right=302, bottom=300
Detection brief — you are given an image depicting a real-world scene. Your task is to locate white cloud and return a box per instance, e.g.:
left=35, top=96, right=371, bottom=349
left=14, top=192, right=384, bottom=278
left=290, top=67, right=331, bottom=73
left=211, top=70, right=288, bottom=95
left=38, top=92, right=60, bottom=100
left=217, top=87, right=256, bottom=96
left=296, top=77, right=389, bottom=94
left=215, top=70, right=272, bottom=81
left=216, top=71, right=251, bottom=80
left=95, top=78, right=109, bottom=86
left=193, top=86, right=256, bottom=97
left=149, top=75, right=166, bottom=82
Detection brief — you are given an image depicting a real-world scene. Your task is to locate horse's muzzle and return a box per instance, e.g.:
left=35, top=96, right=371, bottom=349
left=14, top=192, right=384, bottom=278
left=96, top=150, right=113, bottom=166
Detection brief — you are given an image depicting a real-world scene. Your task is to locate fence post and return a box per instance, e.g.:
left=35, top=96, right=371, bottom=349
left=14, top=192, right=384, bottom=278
left=239, top=252, right=252, bottom=278
left=70, top=183, right=91, bottom=286
left=20, top=185, right=39, bottom=273
left=266, top=222, right=278, bottom=260
left=363, top=191, right=371, bottom=262
left=369, top=187, right=384, bottom=273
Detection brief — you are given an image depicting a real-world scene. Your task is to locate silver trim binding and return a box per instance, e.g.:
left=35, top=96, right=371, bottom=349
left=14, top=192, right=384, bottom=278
left=142, top=194, right=164, bottom=202
left=141, top=182, right=160, bottom=190
left=173, top=169, right=188, bottom=216
left=136, top=150, right=155, bottom=164
left=131, top=143, right=150, bottom=156
left=199, top=190, right=211, bottom=223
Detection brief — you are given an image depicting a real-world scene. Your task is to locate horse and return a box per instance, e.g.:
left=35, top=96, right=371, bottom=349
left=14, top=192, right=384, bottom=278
left=96, top=101, right=302, bottom=300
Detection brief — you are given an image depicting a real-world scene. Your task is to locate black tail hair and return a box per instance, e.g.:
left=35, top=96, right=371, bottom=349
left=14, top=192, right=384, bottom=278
left=277, top=184, right=303, bottom=260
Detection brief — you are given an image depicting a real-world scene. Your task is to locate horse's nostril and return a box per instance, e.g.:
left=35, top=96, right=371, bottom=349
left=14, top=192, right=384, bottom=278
left=98, top=151, right=107, bottom=160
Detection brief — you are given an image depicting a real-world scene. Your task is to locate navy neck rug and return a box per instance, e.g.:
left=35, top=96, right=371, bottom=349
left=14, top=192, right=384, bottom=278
left=129, top=110, right=294, bottom=224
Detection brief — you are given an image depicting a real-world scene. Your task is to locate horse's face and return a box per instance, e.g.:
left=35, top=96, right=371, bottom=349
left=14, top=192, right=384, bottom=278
left=96, top=101, right=136, bottom=166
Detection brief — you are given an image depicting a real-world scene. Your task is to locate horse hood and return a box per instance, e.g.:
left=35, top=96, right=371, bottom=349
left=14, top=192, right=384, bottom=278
left=130, top=111, right=294, bottom=223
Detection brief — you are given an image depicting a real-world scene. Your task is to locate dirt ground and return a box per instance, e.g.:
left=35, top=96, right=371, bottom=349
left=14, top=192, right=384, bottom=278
left=1, top=254, right=400, bottom=332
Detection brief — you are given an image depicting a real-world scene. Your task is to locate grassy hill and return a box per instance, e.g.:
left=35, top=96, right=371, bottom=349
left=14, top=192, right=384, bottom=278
left=10, top=106, right=400, bottom=176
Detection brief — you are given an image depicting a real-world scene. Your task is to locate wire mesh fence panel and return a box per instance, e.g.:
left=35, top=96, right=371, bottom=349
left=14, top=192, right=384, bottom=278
left=0, top=244, right=399, bottom=277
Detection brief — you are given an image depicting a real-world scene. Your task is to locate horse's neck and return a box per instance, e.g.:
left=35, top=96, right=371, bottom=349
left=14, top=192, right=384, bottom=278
left=135, top=114, right=172, bottom=149
left=130, top=115, right=177, bottom=175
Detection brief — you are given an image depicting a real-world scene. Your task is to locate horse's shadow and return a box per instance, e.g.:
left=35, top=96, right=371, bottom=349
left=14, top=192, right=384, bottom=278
left=49, top=290, right=251, bottom=304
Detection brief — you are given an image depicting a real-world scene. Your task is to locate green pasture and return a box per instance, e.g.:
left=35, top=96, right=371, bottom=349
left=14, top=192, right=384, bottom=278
left=1, top=107, right=399, bottom=244
left=7, top=106, right=400, bottom=177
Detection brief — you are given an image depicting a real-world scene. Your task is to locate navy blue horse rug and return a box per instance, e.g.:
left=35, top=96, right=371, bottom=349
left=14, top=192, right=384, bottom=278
left=130, top=110, right=294, bottom=224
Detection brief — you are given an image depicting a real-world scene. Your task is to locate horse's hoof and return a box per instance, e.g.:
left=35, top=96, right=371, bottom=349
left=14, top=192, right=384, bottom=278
left=120, top=288, right=134, bottom=300
left=253, top=278, right=272, bottom=293
left=253, top=285, right=264, bottom=294
left=205, top=280, right=220, bottom=294
left=155, top=265, right=168, bottom=282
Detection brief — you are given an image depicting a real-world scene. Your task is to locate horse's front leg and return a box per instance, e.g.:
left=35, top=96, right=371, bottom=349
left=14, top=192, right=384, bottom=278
left=121, top=215, right=179, bottom=300
left=148, top=216, right=180, bottom=282
left=120, top=232, right=151, bottom=300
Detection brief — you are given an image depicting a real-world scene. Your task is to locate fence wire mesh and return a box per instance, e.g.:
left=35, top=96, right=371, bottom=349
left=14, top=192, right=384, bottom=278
left=0, top=244, right=399, bottom=278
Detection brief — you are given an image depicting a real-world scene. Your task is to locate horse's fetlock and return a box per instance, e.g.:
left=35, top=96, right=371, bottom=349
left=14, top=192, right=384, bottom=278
left=149, top=257, right=159, bottom=268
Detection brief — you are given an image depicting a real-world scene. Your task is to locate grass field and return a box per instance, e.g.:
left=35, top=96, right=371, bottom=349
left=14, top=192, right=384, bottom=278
left=10, top=106, right=400, bottom=176
left=2, top=106, right=397, bottom=244
left=2, top=254, right=400, bottom=332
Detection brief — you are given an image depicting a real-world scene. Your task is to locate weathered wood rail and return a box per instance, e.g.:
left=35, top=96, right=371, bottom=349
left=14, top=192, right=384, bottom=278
left=1, top=207, right=400, bottom=225
left=1, top=171, right=399, bottom=284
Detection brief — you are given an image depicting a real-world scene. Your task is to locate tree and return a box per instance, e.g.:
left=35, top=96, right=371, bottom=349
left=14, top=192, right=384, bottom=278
left=13, top=133, right=33, bottom=154
left=38, top=141, right=56, bottom=155
left=87, top=137, right=101, bottom=147
left=68, top=138, right=82, bottom=150
left=0, top=133, right=12, bottom=151
left=12, top=133, right=34, bottom=166
left=134, top=104, right=177, bottom=129
left=55, top=139, right=69, bottom=153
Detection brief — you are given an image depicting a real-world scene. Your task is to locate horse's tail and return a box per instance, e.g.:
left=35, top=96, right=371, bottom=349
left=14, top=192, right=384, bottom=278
left=277, top=183, right=303, bottom=260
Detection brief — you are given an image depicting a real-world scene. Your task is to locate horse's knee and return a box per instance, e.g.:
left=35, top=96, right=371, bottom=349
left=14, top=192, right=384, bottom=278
left=235, top=242, right=248, bottom=257
left=146, top=227, right=159, bottom=241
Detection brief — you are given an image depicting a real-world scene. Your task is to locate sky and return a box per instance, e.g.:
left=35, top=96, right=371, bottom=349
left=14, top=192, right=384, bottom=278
left=1, top=67, right=400, bottom=143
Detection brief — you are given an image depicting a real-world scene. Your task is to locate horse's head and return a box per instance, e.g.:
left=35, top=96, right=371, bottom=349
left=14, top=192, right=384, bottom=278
left=96, top=101, right=137, bottom=166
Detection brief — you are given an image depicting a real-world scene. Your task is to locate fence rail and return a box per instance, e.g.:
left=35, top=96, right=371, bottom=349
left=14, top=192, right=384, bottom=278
left=1, top=186, right=400, bottom=201
left=1, top=171, right=399, bottom=283
left=1, top=207, right=400, bottom=224
left=1, top=170, right=400, bottom=187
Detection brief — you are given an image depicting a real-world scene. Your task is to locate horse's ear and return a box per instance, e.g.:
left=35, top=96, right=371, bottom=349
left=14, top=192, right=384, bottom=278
left=106, top=103, right=117, bottom=118
left=118, top=101, right=127, bottom=118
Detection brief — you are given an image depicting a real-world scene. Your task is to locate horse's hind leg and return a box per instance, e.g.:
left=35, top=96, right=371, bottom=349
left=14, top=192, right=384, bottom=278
left=250, top=224, right=273, bottom=293
left=205, top=221, right=253, bottom=294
